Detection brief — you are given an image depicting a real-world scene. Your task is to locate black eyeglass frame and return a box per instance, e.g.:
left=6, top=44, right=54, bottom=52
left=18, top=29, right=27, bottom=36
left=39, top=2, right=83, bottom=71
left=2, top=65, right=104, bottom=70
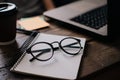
left=27, top=37, right=83, bottom=62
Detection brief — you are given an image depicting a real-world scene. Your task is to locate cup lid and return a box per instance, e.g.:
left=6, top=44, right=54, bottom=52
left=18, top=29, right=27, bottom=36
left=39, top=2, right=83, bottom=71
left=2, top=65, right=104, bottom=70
left=0, top=2, right=17, bottom=16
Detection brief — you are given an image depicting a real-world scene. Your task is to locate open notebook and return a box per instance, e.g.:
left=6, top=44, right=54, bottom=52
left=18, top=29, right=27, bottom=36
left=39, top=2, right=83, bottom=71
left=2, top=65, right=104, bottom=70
left=10, top=33, right=86, bottom=80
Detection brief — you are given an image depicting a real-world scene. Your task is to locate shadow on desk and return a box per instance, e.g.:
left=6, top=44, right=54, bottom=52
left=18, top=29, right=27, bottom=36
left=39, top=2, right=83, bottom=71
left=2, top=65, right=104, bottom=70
left=80, top=62, right=120, bottom=80
left=47, top=19, right=120, bottom=42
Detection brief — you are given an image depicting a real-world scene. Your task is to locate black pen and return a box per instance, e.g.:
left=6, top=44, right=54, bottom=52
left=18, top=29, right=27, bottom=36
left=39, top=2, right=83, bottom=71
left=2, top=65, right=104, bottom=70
left=17, top=28, right=38, bottom=35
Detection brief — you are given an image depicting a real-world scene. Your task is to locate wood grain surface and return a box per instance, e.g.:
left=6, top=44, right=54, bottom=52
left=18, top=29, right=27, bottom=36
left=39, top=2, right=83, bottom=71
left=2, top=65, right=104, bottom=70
left=0, top=21, right=120, bottom=80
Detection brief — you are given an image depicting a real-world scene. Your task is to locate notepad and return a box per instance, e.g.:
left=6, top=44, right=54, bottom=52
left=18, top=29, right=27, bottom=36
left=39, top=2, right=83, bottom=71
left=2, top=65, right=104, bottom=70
left=10, top=33, right=86, bottom=80
left=17, top=16, right=49, bottom=30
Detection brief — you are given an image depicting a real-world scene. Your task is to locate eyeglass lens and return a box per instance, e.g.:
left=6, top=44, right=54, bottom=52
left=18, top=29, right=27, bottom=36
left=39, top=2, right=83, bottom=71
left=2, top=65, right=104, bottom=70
left=60, top=38, right=81, bottom=55
left=30, top=42, right=53, bottom=61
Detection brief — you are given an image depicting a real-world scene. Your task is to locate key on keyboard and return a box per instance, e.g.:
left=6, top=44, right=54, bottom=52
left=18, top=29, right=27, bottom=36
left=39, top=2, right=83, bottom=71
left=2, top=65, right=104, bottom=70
left=71, top=5, right=107, bottom=29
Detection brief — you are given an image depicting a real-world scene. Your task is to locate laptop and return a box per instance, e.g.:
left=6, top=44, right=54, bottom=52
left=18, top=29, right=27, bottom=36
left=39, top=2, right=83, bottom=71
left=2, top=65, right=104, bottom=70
left=43, top=0, right=107, bottom=36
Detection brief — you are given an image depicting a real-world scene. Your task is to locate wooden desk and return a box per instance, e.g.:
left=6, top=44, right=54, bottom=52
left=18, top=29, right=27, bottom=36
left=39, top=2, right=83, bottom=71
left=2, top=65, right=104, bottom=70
left=0, top=21, right=120, bottom=80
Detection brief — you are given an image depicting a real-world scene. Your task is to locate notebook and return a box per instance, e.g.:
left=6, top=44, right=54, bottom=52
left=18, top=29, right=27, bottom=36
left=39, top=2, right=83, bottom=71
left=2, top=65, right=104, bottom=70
left=10, top=33, right=86, bottom=80
left=43, top=0, right=107, bottom=36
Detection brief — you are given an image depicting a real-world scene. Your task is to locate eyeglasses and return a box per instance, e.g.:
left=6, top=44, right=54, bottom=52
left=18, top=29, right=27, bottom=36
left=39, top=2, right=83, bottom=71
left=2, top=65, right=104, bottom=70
left=26, top=37, right=83, bottom=62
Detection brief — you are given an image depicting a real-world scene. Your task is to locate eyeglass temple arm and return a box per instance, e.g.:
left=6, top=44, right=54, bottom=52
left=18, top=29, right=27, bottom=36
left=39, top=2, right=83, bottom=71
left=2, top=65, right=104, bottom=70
left=29, top=49, right=50, bottom=62
left=62, top=42, right=83, bottom=49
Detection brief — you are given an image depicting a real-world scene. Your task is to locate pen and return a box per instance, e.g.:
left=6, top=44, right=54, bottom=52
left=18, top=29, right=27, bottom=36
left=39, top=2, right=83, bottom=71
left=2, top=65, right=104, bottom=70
left=17, top=28, right=38, bottom=35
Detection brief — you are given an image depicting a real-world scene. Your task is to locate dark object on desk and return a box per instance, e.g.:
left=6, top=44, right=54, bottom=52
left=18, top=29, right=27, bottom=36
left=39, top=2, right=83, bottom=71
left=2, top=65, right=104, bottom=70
left=108, top=0, right=120, bottom=38
left=0, top=2, right=17, bottom=45
left=17, top=28, right=37, bottom=35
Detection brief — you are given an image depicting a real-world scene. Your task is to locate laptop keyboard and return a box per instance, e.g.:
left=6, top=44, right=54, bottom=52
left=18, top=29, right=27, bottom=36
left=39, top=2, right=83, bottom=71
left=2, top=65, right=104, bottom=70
left=71, top=5, right=107, bottom=29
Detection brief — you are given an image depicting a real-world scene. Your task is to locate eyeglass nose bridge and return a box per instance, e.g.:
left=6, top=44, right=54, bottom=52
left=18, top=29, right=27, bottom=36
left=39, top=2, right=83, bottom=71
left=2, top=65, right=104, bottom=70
left=51, top=41, right=59, bottom=44
left=51, top=41, right=61, bottom=51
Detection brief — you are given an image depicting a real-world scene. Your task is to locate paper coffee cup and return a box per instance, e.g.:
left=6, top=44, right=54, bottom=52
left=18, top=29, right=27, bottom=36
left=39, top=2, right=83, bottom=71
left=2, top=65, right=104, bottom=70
left=0, top=2, right=17, bottom=45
